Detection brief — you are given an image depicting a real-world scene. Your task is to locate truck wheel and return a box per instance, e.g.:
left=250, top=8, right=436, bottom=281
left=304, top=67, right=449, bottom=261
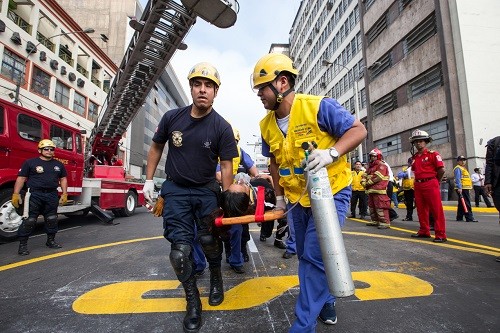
left=119, top=191, right=137, bottom=217
left=0, top=188, right=23, bottom=240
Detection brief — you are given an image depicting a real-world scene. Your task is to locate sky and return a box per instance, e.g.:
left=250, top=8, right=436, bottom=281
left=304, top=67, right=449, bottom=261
left=139, top=0, right=301, bottom=155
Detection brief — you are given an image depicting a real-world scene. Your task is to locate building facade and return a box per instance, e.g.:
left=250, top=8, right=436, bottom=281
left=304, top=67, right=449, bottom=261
left=289, top=0, right=367, bottom=162
left=58, top=0, right=189, bottom=180
left=0, top=0, right=116, bottom=134
left=361, top=0, right=500, bottom=175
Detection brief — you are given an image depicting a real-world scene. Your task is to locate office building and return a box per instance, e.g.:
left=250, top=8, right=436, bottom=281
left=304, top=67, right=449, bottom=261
left=361, top=0, right=500, bottom=173
left=289, top=0, right=366, bottom=162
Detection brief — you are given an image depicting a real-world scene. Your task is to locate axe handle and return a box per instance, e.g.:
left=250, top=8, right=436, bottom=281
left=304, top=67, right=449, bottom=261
left=215, top=210, right=285, bottom=227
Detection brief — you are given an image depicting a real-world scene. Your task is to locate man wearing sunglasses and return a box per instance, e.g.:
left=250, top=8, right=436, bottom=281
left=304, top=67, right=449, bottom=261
left=11, top=139, right=68, bottom=255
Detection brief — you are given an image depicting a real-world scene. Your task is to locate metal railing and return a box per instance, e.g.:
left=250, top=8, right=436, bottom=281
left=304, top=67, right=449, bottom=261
left=8, top=10, right=32, bottom=34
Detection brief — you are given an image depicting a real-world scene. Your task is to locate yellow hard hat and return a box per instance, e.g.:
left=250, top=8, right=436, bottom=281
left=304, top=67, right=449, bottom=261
left=187, top=62, right=221, bottom=87
left=233, top=128, right=240, bottom=142
left=38, top=139, right=56, bottom=149
left=251, top=53, right=298, bottom=89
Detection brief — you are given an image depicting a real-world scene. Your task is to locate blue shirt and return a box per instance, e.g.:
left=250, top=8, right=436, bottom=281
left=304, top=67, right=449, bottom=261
left=261, top=97, right=355, bottom=157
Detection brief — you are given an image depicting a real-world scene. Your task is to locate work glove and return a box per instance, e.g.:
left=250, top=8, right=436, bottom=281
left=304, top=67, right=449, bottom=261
left=143, top=180, right=155, bottom=205
left=11, top=193, right=21, bottom=208
left=275, top=195, right=286, bottom=211
left=59, top=193, right=68, bottom=205
left=305, top=149, right=333, bottom=174
left=152, top=196, right=164, bottom=217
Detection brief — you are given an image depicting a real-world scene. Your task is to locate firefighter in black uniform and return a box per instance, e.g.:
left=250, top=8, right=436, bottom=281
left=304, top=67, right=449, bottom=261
left=11, top=139, right=68, bottom=255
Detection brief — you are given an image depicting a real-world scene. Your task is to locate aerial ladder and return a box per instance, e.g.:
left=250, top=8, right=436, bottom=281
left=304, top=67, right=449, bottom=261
left=85, top=0, right=239, bottom=174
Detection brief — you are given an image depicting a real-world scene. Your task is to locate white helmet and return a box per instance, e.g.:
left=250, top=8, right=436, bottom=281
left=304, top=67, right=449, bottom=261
left=409, top=129, right=432, bottom=143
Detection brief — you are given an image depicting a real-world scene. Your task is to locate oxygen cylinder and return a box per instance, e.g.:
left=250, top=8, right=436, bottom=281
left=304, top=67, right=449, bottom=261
left=305, top=151, right=355, bottom=297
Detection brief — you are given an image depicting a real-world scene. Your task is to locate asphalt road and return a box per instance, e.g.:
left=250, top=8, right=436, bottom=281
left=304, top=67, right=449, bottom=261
left=0, top=203, right=499, bottom=333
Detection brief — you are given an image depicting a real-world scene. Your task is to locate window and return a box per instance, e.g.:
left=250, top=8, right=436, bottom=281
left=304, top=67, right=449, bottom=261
left=366, top=14, right=387, bottom=44
left=88, top=101, right=99, bottom=122
left=1, top=49, right=25, bottom=83
left=76, top=134, right=82, bottom=154
left=73, top=91, right=86, bottom=116
left=371, top=92, right=398, bottom=117
left=50, top=125, right=73, bottom=151
left=408, top=65, right=443, bottom=100
left=416, top=119, right=449, bottom=146
left=374, top=134, right=402, bottom=157
left=55, top=81, right=70, bottom=108
left=18, top=114, right=41, bottom=142
left=31, top=67, right=50, bottom=97
left=403, top=14, right=437, bottom=55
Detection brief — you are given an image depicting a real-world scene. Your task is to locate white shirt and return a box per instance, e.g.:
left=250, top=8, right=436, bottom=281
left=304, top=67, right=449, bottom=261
left=471, top=173, right=484, bottom=186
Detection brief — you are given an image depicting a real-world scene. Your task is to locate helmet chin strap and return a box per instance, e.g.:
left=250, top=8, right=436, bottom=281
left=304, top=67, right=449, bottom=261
left=269, top=84, right=293, bottom=111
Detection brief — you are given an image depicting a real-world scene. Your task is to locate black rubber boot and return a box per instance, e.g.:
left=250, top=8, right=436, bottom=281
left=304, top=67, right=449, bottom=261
left=208, top=266, right=224, bottom=306
left=45, top=234, right=62, bottom=249
left=182, top=276, right=202, bottom=333
left=18, top=237, right=29, bottom=256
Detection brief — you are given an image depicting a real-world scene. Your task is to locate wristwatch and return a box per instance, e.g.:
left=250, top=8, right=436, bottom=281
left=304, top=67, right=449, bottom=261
left=329, top=147, right=339, bottom=161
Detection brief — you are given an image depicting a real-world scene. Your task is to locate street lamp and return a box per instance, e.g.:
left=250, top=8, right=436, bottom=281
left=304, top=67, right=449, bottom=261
left=13, top=28, right=95, bottom=104
left=322, top=59, right=363, bottom=161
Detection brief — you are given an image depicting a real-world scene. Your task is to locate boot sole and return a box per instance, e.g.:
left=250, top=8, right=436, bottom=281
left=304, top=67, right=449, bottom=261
left=183, top=319, right=202, bottom=333
left=208, top=296, right=224, bottom=306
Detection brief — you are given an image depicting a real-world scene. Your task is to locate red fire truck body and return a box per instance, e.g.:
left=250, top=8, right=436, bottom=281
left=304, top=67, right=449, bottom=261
left=0, top=99, right=144, bottom=239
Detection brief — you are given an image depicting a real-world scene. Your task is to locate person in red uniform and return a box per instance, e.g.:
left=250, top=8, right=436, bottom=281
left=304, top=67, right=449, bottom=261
left=409, top=129, right=447, bottom=242
left=361, top=148, right=391, bottom=229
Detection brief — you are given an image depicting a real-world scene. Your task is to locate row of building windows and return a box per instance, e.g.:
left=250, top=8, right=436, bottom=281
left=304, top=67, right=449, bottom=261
left=293, top=2, right=359, bottom=83
left=371, top=64, right=443, bottom=117
left=370, top=13, right=437, bottom=81
left=374, top=118, right=449, bottom=157
left=1, top=48, right=99, bottom=122
left=1, top=2, right=112, bottom=92
left=290, top=0, right=351, bottom=56
left=365, top=0, right=416, bottom=45
left=299, top=30, right=362, bottom=93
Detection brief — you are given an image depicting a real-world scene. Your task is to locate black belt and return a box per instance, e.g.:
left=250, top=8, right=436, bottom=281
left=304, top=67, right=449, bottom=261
left=30, top=188, right=57, bottom=193
left=415, top=177, right=434, bottom=183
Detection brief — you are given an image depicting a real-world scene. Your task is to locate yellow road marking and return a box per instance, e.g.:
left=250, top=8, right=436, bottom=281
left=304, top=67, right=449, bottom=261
left=0, top=236, right=163, bottom=272
left=1, top=223, right=498, bottom=273
left=72, top=271, right=432, bottom=314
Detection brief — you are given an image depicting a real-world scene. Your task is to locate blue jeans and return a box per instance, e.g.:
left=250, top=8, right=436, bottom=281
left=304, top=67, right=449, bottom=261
left=289, top=187, right=351, bottom=333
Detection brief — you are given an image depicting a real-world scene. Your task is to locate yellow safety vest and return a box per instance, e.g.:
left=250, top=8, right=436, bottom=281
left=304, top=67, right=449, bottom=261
left=454, top=165, right=472, bottom=189
left=351, top=170, right=365, bottom=191
left=259, top=94, right=351, bottom=207
left=232, top=146, right=242, bottom=175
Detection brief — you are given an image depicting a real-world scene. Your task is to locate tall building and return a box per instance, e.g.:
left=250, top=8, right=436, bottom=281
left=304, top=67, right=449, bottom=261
left=0, top=0, right=115, bottom=133
left=289, top=0, right=366, bottom=162
left=58, top=0, right=189, bottom=180
left=361, top=0, right=500, bottom=174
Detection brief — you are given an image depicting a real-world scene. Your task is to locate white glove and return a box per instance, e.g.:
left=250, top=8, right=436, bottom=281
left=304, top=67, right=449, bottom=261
left=143, top=180, right=155, bottom=204
left=275, top=196, right=286, bottom=211
left=305, top=149, right=333, bottom=173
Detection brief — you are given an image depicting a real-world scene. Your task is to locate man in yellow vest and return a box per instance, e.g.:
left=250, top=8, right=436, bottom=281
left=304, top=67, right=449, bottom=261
left=350, top=160, right=368, bottom=219
left=252, top=53, right=367, bottom=331
left=454, top=155, right=478, bottom=222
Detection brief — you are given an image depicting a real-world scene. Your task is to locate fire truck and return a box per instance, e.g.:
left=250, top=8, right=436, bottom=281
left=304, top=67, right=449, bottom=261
left=0, top=0, right=238, bottom=240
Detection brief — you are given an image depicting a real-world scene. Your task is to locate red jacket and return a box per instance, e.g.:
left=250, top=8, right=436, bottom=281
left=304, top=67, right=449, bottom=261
left=362, top=159, right=389, bottom=194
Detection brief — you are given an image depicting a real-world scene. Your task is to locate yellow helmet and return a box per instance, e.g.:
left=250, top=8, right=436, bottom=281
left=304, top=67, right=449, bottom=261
left=233, top=128, right=240, bottom=142
left=251, top=53, right=298, bottom=89
left=38, top=139, right=56, bottom=149
left=187, top=62, right=221, bottom=87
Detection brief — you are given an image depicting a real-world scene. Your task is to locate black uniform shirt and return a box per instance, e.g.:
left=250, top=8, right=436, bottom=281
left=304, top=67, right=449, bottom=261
left=153, top=105, right=238, bottom=187
left=18, top=157, right=67, bottom=190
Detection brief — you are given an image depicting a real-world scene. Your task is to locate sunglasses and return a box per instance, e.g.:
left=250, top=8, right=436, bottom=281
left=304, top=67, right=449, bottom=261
left=42, top=148, right=55, bottom=151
